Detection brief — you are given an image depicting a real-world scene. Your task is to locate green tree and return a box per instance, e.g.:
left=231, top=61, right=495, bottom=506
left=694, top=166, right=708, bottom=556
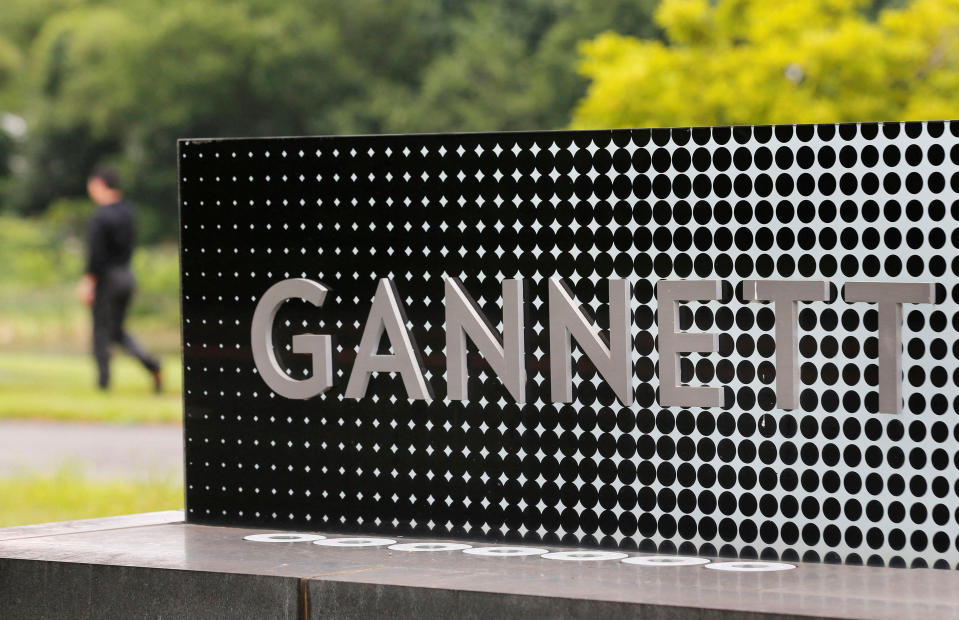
left=395, top=0, right=659, bottom=132
left=0, top=34, right=22, bottom=186
left=0, top=0, right=662, bottom=237
left=573, top=0, right=959, bottom=128
left=8, top=6, right=135, bottom=217
left=287, top=0, right=465, bottom=134
left=7, top=1, right=361, bottom=234
left=0, top=36, right=18, bottom=90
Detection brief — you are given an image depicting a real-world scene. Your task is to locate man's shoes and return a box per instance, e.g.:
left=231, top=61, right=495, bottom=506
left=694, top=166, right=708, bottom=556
left=152, top=368, right=163, bottom=394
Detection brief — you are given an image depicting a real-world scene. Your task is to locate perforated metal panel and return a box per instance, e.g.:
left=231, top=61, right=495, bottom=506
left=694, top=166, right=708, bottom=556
left=178, top=121, right=959, bottom=569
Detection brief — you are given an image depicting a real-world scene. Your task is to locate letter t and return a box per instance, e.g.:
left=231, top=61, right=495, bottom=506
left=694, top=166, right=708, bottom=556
left=742, top=280, right=829, bottom=410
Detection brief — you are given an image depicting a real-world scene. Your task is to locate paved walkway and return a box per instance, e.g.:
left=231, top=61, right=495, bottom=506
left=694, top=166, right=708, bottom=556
left=0, top=421, right=182, bottom=479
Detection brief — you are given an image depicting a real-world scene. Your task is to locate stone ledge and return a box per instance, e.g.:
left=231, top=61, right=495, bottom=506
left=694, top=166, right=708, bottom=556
left=0, top=513, right=957, bottom=619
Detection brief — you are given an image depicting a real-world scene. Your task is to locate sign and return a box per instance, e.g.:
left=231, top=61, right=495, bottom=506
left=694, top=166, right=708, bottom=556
left=179, top=122, right=958, bottom=569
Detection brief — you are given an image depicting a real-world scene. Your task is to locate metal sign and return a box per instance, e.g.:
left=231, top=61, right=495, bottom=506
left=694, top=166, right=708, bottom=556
left=178, top=122, right=958, bottom=569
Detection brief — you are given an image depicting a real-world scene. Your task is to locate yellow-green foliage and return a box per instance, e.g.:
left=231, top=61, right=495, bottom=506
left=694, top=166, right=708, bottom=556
left=0, top=36, right=19, bottom=90
left=573, top=0, right=959, bottom=127
left=0, top=466, right=182, bottom=527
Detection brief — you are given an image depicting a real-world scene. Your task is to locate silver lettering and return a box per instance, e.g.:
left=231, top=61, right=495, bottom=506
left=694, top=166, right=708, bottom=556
left=445, top=277, right=525, bottom=402
left=843, top=282, right=935, bottom=413
left=742, top=280, right=829, bottom=410
left=345, top=278, right=432, bottom=401
left=549, top=279, right=632, bottom=406
left=658, top=280, right=723, bottom=407
left=250, top=279, right=332, bottom=400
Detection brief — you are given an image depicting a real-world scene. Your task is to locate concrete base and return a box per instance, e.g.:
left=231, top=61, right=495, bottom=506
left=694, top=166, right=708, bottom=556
left=0, top=512, right=957, bottom=619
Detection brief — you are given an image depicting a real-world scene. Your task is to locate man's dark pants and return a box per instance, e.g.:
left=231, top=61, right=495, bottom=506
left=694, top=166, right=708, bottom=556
left=92, top=267, right=160, bottom=389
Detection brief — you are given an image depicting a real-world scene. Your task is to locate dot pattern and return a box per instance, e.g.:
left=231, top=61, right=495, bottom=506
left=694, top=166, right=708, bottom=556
left=179, top=121, right=959, bottom=569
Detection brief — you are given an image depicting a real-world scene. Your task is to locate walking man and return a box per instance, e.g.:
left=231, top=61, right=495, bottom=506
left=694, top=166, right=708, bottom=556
left=76, top=167, right=162, bottom=392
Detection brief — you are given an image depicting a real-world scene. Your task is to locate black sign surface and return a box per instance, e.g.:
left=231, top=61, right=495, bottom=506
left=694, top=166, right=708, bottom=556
left=179, top=123, right=958, bottom=569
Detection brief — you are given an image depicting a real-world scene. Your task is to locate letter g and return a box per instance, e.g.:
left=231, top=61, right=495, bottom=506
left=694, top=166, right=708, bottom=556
left=250, top=278, right=332, bottom=399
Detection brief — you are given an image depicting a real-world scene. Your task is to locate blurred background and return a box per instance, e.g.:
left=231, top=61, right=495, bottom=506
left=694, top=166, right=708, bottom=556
left=1, top=0, right=957, bottom=526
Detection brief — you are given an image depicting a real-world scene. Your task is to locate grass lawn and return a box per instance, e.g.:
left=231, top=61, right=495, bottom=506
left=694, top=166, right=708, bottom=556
left=0, top=351, right=182, bottom=424
left=0, top=467, right=183, bottom=528
left=0, top=223, right=185, bottom=524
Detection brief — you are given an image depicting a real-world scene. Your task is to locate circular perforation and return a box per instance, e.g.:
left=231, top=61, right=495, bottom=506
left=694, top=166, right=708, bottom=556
left=244, top=533, right=325, bottom=543
left=389, top=542, right=473, bottom=552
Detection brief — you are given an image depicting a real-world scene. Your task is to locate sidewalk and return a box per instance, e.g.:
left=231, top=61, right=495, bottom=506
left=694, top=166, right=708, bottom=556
left=0, top=421, right=182, bottom=479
